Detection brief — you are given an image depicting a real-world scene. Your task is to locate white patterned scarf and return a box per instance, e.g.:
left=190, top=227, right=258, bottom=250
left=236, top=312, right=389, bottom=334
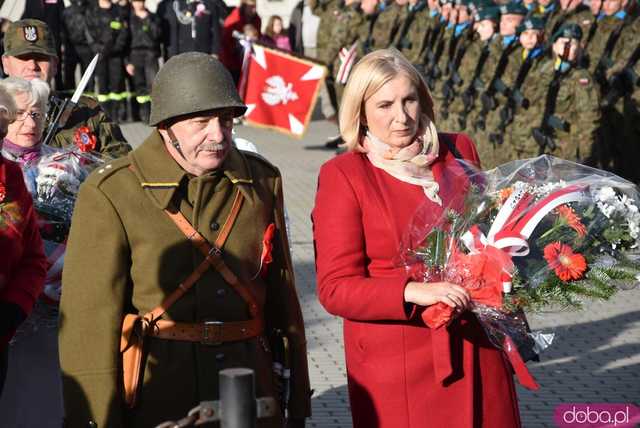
left=362, top=119, right=442, bottom=205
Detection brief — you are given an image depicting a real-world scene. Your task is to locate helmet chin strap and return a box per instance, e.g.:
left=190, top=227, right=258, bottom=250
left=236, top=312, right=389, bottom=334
left=166, top=126, right=187, bottom=161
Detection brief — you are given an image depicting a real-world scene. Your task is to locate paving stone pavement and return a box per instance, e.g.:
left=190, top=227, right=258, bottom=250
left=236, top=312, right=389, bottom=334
left=122, top=121, right=640, bottom=428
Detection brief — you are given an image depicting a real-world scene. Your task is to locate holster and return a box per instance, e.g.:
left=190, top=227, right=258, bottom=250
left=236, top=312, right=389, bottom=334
left=120, top=314, right=148, bottom=408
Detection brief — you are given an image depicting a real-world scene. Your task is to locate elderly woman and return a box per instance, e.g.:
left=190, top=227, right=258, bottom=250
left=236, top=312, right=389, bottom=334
left=0, top=77, right=76, bottom=425
left=0, top=86, right=48, bottom=395
left=312, top=49, right=521, bottom=427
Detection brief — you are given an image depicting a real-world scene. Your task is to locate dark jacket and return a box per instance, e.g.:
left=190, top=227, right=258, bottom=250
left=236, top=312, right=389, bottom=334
left=86, top=3, right=130, bottom=56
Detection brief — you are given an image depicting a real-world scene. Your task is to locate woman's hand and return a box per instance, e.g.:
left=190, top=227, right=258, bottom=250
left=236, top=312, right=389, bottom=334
left=404, top=281, right=471, bottom=311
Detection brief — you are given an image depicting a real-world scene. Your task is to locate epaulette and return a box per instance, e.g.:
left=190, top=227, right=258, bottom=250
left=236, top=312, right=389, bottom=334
left=240, top=150, right=279, bottom=174
left=84, top=156, right=132, bottom=187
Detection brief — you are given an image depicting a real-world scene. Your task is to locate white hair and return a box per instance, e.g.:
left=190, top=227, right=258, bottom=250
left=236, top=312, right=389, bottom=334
left=0, top=85, right=17, bottom=121
left=0, top=77, right=50, bottom=112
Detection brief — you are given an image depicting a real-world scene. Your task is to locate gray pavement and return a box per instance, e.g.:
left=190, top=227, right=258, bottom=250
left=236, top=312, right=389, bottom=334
left=121, top=121, right=640, bottom=428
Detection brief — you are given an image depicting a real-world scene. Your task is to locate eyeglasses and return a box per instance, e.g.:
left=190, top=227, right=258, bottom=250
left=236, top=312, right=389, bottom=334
left=15, top=110, right=44, bottom=122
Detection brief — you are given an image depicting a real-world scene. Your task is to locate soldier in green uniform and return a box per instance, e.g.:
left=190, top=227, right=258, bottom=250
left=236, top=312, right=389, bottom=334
left=472, top=2, right=526, bottom=167
left=322, top=0, right=367, bottom=103
left=393, top=0, right=437, bottom=64
left=364, top=0, right=406, bottom=53
left=432, top=0, right=475, bottom=124
left=582, top=0, right=639, bottom=178
left=545, top=0, right=591, bottom=36
left=441, top=5, right=500, bottom=134
left=58, top=52, right=311, bottom=427
left=489, top=16, right=546, bottom=150
left=511, top=24, right=602, bottom=165
left=1, top=19, right=131, bottom=159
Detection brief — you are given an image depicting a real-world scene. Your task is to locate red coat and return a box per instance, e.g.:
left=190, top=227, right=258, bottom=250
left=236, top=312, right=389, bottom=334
left=312, top=133, right=521, bottom=428
left=0, top=156, right=47, bottom=344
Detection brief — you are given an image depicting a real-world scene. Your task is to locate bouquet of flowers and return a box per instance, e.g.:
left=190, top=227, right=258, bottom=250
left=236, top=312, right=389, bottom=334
left=21, top=144, right=105, bottom=303
left=398, top=156, right=640, bottom=389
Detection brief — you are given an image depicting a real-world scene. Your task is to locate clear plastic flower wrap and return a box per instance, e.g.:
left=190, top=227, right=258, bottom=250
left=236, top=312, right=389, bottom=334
left=20, top=144, right=105, bottom=304
left=398, top=155, right=640, bottom=390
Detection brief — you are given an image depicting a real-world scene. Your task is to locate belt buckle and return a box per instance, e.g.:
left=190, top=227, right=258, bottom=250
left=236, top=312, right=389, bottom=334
left=202, top=321, right=224, bottom=346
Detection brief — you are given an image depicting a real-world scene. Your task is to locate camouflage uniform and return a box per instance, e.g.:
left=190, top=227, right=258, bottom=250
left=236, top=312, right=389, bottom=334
left=510, top=57, right=601, bottom=164
left=366, top=1, right=406, bottom=53
left=321, top=1, right=366, bottom=102
left=393, top=0, right=437, bottom=64
left=2, top=19, right=131, bottom=159
left=585, top=13, right=639, bottom=177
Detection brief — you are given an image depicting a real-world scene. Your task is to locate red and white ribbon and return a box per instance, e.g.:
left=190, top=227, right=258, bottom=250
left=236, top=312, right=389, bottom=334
left=336, top=42, right=358, bottom=84
left=461, top=183, right=590, bottom=292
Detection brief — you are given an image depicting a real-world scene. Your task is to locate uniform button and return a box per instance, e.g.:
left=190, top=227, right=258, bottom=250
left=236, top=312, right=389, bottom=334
left=210, top=221, right=220, bottom=231
left=216, top=353, right=225, bottom=362
left=216, top=289, right=226, bottom=297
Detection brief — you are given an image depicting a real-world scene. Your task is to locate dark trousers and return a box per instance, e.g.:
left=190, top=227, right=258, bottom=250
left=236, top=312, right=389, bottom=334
left=130, top=49, right=158, bottom=99
left=63, top=44, right=97, bottom=93
left=95, top=54, right=125, bottom=99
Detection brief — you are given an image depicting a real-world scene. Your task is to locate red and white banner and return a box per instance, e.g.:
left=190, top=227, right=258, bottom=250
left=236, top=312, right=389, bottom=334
left=241, top=44, right=327, bottom=138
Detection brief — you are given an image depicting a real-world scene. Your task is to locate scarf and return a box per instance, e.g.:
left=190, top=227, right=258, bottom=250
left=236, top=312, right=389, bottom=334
left=1, top=139, right=42, bottom=165
left=363, top=121, right=442, bottom=205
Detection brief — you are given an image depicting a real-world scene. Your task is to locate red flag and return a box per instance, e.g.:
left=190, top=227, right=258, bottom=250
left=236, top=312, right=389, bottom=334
left=242, top=45, right=327, bottom=138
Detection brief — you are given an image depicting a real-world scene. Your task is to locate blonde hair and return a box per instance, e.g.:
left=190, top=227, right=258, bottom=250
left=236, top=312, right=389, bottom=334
left=0, top=77, right=50, bottom=113
left=339, top=49, right=437, bottom=152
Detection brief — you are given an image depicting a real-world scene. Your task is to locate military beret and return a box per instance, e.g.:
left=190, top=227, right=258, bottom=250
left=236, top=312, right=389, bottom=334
left=3, top=19, right=57, bottom=58
left=440, top=0, right=454, bottom=6
left=476, top=5, right=501, bottom=21
left=454, top=0, right=472, bottom=7
left=498, top=2, right=528, bottom=15
left=552, top=23, right=583, bottom=41
left=517, top=16, right=545, bottom=33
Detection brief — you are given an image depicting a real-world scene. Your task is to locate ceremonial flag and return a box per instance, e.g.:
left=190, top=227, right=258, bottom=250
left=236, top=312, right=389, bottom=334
left=242, top=44, right=327, bottom=138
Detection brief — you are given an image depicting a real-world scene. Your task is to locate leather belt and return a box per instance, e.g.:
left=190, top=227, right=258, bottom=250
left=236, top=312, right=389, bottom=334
left=148, top=319, right=263, bottom=345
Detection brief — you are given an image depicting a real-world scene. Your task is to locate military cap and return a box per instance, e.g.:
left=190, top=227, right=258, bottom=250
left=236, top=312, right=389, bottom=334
left=551, top=23, right=583, bottom=41
left=440, top=0, right=454, bottom=5
left=476, top=5, right=500, bottom=21
left=498, top=2, right=528, bottom=15
left=3, top=19, right=57, bottom=58
left=454, top=0, right=472, bottom=7
left=517, top=16, right=545, bottom=33
left=149, top=52, right=247, bottom=126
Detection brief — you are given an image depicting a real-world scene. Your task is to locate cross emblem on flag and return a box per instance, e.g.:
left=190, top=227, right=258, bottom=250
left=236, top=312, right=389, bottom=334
left=242, top=45, right=327, bottom=138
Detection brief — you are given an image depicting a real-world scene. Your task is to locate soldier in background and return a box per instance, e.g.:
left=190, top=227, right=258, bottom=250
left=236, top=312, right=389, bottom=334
left=472, top=2, right=526, bottom=165
left=393, top=0, right=436, bottom=66
left=366, top=0, right=405, bottom=53
left=514, top=24, right=602, bottom=165
left=1, top=19, right=131, bottom=158
left=86, top=0, right=130, bottom=122
left=439, top=4, right=500, bottom=133
left=126, top=0, right=161, bottom=123
left=545, top=0, right=591, bottom=35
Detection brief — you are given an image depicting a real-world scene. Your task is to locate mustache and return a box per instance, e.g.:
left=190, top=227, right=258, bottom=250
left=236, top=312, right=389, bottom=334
left=197, top=141, right=227, bottom=152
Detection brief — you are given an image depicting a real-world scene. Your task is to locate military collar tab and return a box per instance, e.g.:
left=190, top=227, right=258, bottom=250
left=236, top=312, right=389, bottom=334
left=221, top=147, right=255, bottom=201
left=129, top=130, right=187, bottom=210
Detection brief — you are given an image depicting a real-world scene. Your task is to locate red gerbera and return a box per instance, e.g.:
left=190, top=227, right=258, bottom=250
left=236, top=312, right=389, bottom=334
left=543, top=242, right=587, bottom=281
left=556, top=205, right=587, bottom=237
left=0, top=182, right=5, bottom=202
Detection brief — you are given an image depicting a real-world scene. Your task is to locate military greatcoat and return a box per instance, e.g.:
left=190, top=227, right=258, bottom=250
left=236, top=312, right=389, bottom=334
left=59, top=131, right=311, bottom=427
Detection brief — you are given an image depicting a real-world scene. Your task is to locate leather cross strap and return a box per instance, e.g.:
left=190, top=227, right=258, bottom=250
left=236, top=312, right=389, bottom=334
left=161, top=190, right=262, bottom=321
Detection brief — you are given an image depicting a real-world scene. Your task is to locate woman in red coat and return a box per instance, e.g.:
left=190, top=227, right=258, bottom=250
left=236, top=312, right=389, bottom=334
left=0, top=89, right=47, bottom=394
left=312, top=49, right=522, bottom=427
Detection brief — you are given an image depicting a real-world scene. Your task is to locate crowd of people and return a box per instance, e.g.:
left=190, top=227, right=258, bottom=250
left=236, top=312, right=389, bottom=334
left=313, top=0, right=639, bottom=182
left=0, top=0, right=638, bottom=426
